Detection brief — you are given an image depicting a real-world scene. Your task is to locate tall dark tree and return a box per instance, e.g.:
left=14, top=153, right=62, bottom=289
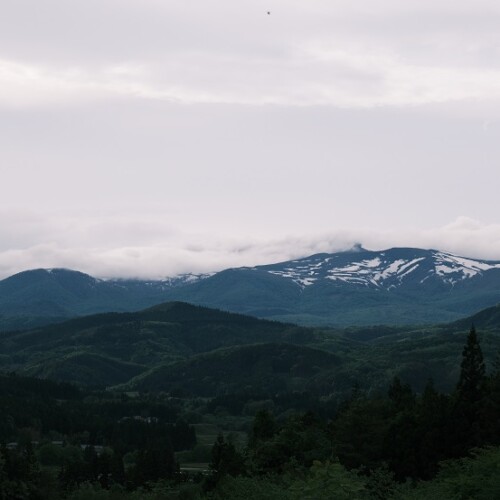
left=414, top=379, right=452, bottom=479
left=453, top=325, right=486, bottom=453
left=388, top=376, right=414, bottom=412
left=248, top=410, right=276, bottom=449
left=479, top=350, right=500, bottom=445
left=131, top=438, right=175, bottom=487
left=457, top=325, right=485, bottom=403
left=210, top=433, right=245, bottom=479
left=204, top=433, right=245, bottom=492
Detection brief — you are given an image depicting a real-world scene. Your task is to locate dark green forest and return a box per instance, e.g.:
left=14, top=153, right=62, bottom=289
left=3, top=302, right=500, bottom=397
left=1, top=318, right=500, bottom=498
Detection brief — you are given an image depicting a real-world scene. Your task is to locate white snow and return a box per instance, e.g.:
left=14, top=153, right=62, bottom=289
left=362, top=258, right=383, bottom=268
left=262, top=250, right=500, bottom=290
left=399, top=264, right=420, bottom=279
left=434, top=252, right=500, bottom=283
left=398, top=258, right=425, bottom=274
left=297, top=277, right=317, bottom=286
left=435, top=265, right=456, bottom=275
left=373, top=259, right=406, bottom=281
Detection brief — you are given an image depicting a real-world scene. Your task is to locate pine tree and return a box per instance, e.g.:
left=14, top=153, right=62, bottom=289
left=0, top=451, right=8, bottom=498
left=210, top=433, right=245, bottom=478
left=416, top=379, right=452, bottom=478
left=248, top=410, right=276, bottom=449
left=453, top=325, right=486, bottom=452
left=457, top=325, right=485, bottom=404
left=388, top=376, right=414, bottom=411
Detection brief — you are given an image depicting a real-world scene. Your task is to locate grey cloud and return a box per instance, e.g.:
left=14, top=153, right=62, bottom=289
left=2, top=1, right=500, bottom=107
left=1, top=101, right=499, bottom=234
left=1, top=210, right=500, bottom=279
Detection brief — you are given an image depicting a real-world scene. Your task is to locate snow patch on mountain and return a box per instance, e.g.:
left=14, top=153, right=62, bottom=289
left=261, top=249, right=500, bottom=290
left=326, top=257, right=425, bottom=286
left=136, top=272, right=213, bottom=291
left=433, top=252, right=500, bottom=284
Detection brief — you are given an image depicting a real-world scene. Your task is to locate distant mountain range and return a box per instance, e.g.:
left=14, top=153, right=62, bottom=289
left=0, top=268, right=208, bottom=330
left=1, top=246, right=500, bottom=329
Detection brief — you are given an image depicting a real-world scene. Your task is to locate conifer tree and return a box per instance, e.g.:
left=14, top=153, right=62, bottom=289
left=457, top=325, right=485, bottom=403
left=453, top=325, right=486, bottom=453
left=210, top=433, right=245, bottom=479
left=248, top=410, right=276, bottom=449
left=0, top=452, right=7, bottom=498
left=388, top=376, right=414, bottom=411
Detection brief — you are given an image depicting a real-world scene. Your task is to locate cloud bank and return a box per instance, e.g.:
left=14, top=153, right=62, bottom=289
left=1, top=211, right=500, bottom=280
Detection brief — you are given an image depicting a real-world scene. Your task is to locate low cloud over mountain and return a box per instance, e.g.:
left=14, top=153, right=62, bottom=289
left=1, top=210, right=500, bottom=280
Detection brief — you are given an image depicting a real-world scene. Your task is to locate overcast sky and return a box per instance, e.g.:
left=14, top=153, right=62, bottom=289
left=2, top=0, right=500, bottom=279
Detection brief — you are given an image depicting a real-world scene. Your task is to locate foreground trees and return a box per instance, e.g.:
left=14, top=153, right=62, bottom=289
left=1, top=325, right=500, bottom=499
left=204, top=325, right=500, bottom=498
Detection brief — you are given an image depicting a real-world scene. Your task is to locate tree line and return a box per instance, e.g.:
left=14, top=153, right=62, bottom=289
left=1, top=326, right=500, bottom=498
left=204, top=326, right=500, bottom=498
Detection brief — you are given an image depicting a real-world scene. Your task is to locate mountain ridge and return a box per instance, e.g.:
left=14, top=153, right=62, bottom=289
left=1, top=246, right=500, bottom=327
left=160, top=247, right=500, bottom=325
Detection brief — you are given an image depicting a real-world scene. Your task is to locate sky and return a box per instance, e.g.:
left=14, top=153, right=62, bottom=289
left=2, top=0, right=500, bottom=279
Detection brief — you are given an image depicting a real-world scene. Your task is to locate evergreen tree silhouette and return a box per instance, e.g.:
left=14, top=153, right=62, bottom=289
left=453, top=325, right=486, bottom=452
left=457, top=325, right=485, bottom=403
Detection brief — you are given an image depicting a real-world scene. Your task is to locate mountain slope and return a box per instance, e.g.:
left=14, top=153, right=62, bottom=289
left=0, top=268, right=207, bottom=330
left=123, top=343, right=341, bottom=396
left=161, top=247, right=500, bottom=325
left=448, top=303, right=500, bottom=331
left=1, top=246, right=500, bottom=328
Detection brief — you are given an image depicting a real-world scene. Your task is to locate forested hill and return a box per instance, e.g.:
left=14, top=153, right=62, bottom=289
left=0, top=301, right=309, bottom=355
left=123, top=343, right=341, bottom=396
left=449, top=303, right=500, bottom=330
left=2, top=300, right=500, bottom=399
left=0, top=302, right=312, bottom=387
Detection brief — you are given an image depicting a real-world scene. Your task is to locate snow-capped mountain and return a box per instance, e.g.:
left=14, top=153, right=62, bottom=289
left=159, top=247, right=500, bottom=326
left=1, top=247, right=500, bottom=328
left=142, top=272, right=213, bottom=289
left=258, top=247, right=500, bottom=290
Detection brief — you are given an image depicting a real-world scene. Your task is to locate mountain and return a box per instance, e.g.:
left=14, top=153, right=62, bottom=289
left=1, top=247, right=500, bottom=328
left=0, top=268, right=208, bottom=330
left=160, top=247, right=500, bottom=325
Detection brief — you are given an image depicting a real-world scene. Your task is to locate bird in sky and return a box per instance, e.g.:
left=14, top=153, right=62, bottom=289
left=267, top=11, right=271, bottom=15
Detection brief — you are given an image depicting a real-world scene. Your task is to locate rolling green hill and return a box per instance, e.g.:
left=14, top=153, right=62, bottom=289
left=0, top=302, right=313, bottom=386
left=122, top=342, right=341, bottom=396
left=449, top=303, right=500, bottom=330
left=1, top=300, right=500, bottom=398
left=22, top=352, right=145, bottom=387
